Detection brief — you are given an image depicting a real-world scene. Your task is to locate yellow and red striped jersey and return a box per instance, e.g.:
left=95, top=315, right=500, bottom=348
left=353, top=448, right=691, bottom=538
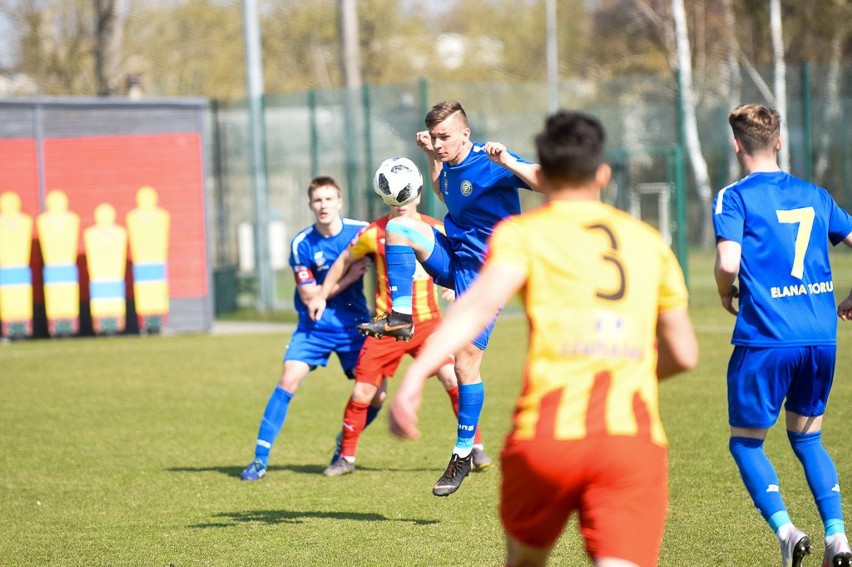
left=486, top=200, right=689, bottom=447
left=349, top=214, right=444, bottom=324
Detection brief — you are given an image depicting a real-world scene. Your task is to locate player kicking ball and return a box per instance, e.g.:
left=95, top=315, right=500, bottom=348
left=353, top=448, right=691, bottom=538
left=356, top=101, right=541, bottom=497
left=308, top=182, right=491, bottom=477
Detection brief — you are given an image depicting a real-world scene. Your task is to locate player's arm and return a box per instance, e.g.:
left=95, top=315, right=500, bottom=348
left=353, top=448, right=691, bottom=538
left=390, top=261, right=525, bottom=439
left=482, top=141, right=542, bottom=192
left=836, top=232, right=852, bottom=320
left=306, top=248, right=368, bottom=321
left=656, top=308, right=698, bottom=379
left=714, top=238, right=742, bottom=315
left=416, top=130, right=445, bottom=203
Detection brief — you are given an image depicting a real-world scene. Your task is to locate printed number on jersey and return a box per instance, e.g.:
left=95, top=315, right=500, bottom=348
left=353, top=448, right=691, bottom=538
left=775, top=207, right=815, bottom=279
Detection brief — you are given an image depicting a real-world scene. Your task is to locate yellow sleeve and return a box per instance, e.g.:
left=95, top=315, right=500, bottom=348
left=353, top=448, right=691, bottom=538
left=348, top=225, right=377, bottom=260
left=486, top=218, right=530, bottom=277
left=658, top=242, right=689, bottom=312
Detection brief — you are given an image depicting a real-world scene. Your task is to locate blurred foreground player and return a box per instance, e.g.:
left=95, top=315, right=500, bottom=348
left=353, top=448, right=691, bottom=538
left=390, top=111, right=698, bottom=567
left=357, top=101, right=540, bottom=496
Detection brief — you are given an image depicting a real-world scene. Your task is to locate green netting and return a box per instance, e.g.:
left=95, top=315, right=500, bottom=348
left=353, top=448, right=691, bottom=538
left=209, top=62, right=852, bottom=309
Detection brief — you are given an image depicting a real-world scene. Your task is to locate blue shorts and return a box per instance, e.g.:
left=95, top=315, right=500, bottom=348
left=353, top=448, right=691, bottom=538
left=283, top=326, right=365, bottom=375
left=421, top=229, right=496, bottom=350
left=727, top=345, right=836, bottom=428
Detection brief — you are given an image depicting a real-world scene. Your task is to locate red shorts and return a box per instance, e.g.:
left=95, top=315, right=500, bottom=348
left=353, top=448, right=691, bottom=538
left=354, top=317, right=452, bottom=387
left=500, top=436, right=668, bottom=567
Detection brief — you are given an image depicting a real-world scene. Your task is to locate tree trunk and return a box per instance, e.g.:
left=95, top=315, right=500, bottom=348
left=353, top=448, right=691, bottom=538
left=672, top=0, right=713, bottom=248
left=814, top=6, right=848, bottom=185
left=93, top=0, right=123, bottom=96
left=722, top=0, right=742, bottom=184
left=769, top=0, right=789, bottom=171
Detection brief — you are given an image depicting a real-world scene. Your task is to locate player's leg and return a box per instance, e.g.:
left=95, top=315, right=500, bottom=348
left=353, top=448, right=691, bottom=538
left=506, top=536, right=553, bottom=567
left=579, top=437, right=668, bottom=567
left=785, top=346, right=852, bottom=566
left=432, top=343, right=485, bottom=496
left=241, top=359, right=312, bottom=481
left=325, top=332, right=385, bottom=476
left=500, top=438, right=582, bottom=567
left=436, top=358, right=492, bottom=472
left=358, top=221, right=446, bottom=340
left=727, top=346, right=812, bottom=565
left=324, top=380, right=380, bottom=477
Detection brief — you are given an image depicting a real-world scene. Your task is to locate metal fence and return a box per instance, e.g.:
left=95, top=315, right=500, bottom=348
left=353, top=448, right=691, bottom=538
left=207, top=61, right=852, bottom=310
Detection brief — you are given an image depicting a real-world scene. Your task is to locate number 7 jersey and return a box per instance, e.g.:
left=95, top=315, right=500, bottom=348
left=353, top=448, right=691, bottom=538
left=486, top=200, right=689, bottom=447
left=713, top=171, right=852, bottom=347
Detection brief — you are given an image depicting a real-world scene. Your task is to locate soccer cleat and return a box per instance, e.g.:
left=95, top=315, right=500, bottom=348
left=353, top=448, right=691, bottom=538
left=823, top=534, right=852, bottom=567
left=356, top=311, right=414, bottom=341
left=330, top=431, right=343, bottom=465
left=240, top=458, right=267, bottom=481
left=781, top=528, right=812, bottom=567
left=471, top=447, right=493, bottom=472
left=323, top=457, right=355, bottom=477
left=432, top=453, right=473, bottom=497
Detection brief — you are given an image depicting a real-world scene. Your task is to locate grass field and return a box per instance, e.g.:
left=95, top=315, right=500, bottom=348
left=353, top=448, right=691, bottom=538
left=3, top=251, right=852, bottom=566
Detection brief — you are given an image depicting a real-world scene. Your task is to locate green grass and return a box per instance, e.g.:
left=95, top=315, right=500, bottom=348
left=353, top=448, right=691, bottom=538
left=3, top=249, right=852, bottom=566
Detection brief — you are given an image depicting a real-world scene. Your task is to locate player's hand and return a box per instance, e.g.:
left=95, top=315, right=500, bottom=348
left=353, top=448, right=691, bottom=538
left=719, top=285, right=739, bottom=316
left=441, top=288, right=455, bottom=302
left=483, top=141, right=515, bottom=166
left=346, top=257, right=369, bottom=280
left=389, top=370, right=424, bottom=440
left=416, top=130, right=436, bottom=157
left=838, top=293, right=852, bottom=320
left=307, top=296, right=326, bottom=321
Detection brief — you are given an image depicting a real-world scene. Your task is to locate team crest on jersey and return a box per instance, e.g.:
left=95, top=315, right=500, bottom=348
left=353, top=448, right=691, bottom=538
left=314, top=251, right=326, bottom=267
left=461, top=180, right=473, bottom=196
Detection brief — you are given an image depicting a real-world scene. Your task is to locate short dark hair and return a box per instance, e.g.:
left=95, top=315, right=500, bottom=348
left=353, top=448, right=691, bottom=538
left=425, top=100, right=468, bottom=130
left=728, top=104, right=780, bottom=155
left=307, top=175, right=340, bottom=199
left=535, top=111, right=605, bottom=185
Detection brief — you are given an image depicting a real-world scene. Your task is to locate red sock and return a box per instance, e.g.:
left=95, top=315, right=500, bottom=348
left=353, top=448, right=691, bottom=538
left=446, top=386, right=482, bottom=445
left=340, top=399, right=370, bottom=458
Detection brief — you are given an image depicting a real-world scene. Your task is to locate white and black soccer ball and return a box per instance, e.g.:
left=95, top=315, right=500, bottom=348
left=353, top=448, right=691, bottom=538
left=372, top=157, right=423, bottom=207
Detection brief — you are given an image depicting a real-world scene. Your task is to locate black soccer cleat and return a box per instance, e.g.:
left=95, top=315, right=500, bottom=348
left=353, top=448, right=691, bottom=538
left=829, top=554, right=852, bottom=567
left=356, top=311, right=414, bottom=341
left=780, top=528, right=811, bottom=567
left=432, top=452, right=473, bottom=497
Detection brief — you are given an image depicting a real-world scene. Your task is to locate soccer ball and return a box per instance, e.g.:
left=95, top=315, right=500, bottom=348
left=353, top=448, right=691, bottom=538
left=372, top=157, right=423, bottom=207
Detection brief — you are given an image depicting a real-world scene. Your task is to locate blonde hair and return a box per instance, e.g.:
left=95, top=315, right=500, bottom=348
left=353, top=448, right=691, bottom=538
left=728, top=104, right=781, bottom=155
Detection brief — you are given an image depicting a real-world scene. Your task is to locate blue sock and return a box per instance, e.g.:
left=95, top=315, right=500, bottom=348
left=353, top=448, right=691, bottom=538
left=385, top=244, right=415, bottom=315
left=729, top=436, right=788, bottom=531
left=364, top=404, right=382, bottom=429
left=788, top=430, right=845, bottom=537
left=254, top=386, right=293, bottom=465
left=454, top=381, right=484, bottom=456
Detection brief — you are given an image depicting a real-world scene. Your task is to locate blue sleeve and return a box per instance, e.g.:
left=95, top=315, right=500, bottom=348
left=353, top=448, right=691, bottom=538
left=824, top=191, right=852, bottom=246
left=289, top=235, right=316, bottom=285
left=489, top=151, right=530, bottom=189
left=713, top=186, right=744, bottom=243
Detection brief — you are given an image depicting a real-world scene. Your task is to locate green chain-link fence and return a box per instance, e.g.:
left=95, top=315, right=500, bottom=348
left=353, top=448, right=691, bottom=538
left=208, top=62, right=852, bottom=312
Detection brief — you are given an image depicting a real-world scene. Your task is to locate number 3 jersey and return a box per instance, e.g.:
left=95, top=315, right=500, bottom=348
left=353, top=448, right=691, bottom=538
left=486, top=200, right=689, bottom=447
left=713, top=171, right=852, bottom=347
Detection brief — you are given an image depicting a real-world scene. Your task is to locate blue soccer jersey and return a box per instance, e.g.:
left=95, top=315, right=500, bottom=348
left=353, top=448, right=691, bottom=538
left=713, top=171, right=852, bottom=346
left=289, top=218, right=370, bottom=331
left=439, top=143, right=531, bottom=262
